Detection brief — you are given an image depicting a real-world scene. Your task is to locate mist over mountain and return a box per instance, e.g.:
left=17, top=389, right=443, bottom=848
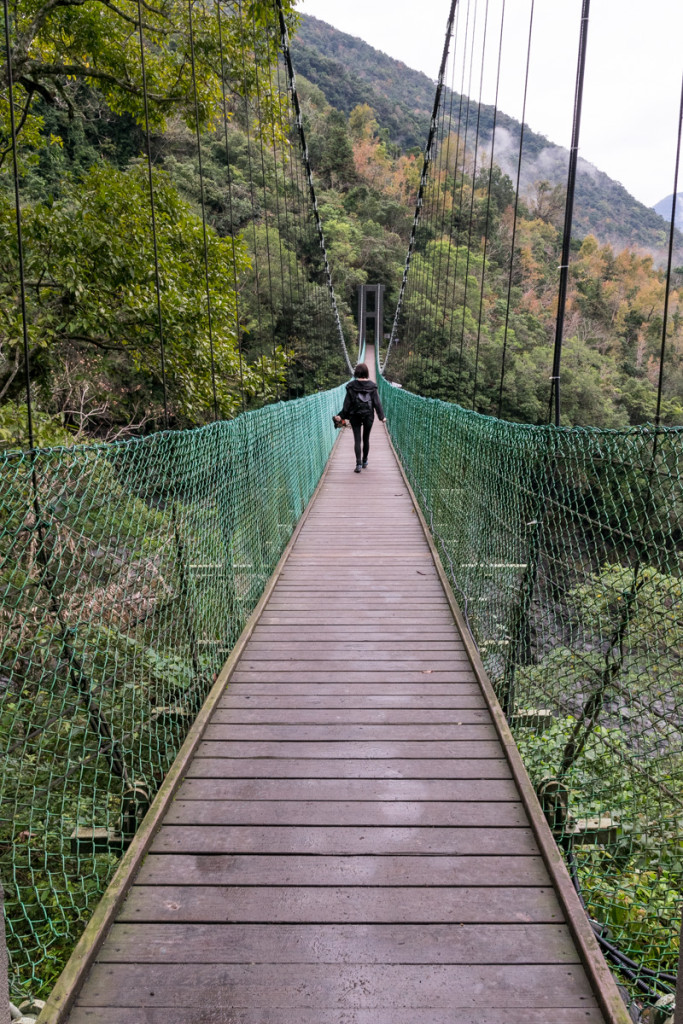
left=653, top=193, right=683, bottom=234
left=293, top=14, right=682, bottom=264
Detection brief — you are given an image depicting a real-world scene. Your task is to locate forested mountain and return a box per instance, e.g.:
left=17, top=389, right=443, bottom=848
left=654, top=192, right=683, bottom=233
left=293, top=15, right=682, bottom=263
left=1, top=1, right=681, bottom=449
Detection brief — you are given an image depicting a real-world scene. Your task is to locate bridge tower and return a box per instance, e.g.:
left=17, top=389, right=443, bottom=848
left=357, top=284, right=385, bottom=354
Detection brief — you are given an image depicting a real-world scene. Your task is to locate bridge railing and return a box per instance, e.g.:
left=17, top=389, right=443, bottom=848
left=0, top=383, right=344, bottom=1000
left=380, top=373, right=683, bottom=1005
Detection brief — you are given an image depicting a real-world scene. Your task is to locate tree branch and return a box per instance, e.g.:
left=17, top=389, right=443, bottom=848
left=0, top=346, right=20, bottom=401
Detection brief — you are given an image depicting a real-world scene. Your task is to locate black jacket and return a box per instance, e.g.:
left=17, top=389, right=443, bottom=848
left=340, top=379, right=385, bottom=423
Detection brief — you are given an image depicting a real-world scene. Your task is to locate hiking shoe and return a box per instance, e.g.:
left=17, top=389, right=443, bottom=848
left=362, top=460, right=368, bottom=469
left=354, top=464, right=362, bottom=473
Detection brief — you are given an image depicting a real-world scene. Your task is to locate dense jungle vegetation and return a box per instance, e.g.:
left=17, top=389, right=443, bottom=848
left=2, top=5, right=683, bottom=448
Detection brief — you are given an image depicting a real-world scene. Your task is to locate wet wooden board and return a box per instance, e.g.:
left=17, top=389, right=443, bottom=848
left=222, top=682, right=483, bottom=694
left=176, top=777, right=519, bottom=800
left=150, top=825, right=541, bottom=856
left=118, top=884, right=564, bottom=923
left=64, top=379, right=611, bottom=1024
left=201, top=723, right=497, bottom=740
left=69, top=962, right=597, bottom=1008
left=186, top=757, right=514, bottom=779
left=99, top=921, right=581, bottom=963
left=217, top=694, right=490, bottom=708
left=163, top=799, right=528, bottom=827
left=69, top=1008, right=606, bottom=1024
left=136, top=853, right=550, bottom=887
left=196, top=740, right=504, bottom=758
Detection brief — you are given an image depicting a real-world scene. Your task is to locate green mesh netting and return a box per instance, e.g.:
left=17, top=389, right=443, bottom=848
left=0, top=383, right=344, bottom=996
left=379, top=373, right=683, bottom=999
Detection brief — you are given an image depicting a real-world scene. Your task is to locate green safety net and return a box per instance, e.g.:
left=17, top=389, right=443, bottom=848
left=0, top=383, right=344, bottom=997
left=379, top=373, right=683, bottom=1002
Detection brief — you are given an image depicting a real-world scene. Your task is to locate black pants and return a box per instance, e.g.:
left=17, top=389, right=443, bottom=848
left=350, top=415, right=373, bottom=464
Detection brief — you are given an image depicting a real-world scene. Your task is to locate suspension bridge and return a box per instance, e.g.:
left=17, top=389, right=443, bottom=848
left=1, top=0, right=682, bottom=1022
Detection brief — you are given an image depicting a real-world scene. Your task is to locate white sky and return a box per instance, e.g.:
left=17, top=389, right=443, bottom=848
left=296, top=0, right=683, bottom=210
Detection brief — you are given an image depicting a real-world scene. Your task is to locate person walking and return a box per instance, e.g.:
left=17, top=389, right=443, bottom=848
left=334, top=363, right=386, bottom=473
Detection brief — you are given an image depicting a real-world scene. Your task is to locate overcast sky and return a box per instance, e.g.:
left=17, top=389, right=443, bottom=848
left=296, top=0, right=683, bottom=211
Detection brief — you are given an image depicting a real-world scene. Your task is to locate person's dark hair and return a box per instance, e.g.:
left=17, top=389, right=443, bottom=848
left=354, top=363, right=369, bottom=379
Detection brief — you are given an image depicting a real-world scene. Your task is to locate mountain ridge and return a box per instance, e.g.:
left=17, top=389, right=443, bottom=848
left=292, top=14, right=682, bottom=264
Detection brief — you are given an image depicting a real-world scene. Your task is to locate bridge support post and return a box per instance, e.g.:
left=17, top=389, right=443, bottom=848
left=1, top=880, right=9, bottom=1024
left=675, top=910, right=683, bottom=1024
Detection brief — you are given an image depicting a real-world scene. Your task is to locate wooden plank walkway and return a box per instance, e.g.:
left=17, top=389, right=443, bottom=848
left=56, top=383, right=627, bottom=1023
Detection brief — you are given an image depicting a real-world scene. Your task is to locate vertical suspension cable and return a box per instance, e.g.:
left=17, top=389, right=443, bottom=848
left=250, top=8, right=280, bottom=387
left=275, top=0, right=353, bottom=376
left=655, top=70, right=683, bottom=428
left=188, top=0, right=219, bottom=421
left=437, top=0, right=465, bottom=356
left=549, top=0, right=591, bottom=427
left=382, top=0, right=458, bottom=375
left=498, top=0, right=534, bottom=418
left=216, top=0, right=246, bottom=412
left=472, top=0, right=506, bottom=412
left=236, top=0, right=268, bottom=397
left=263, top=12, right=291, bottom=397
left=137, top=0, right=170, bottom=431
left=427, top=11, right=460, bottom=381
left=446, top=0, right=477, bottom=366
left=3, top=0, right=33, bottom=448
left=455, top=0, right=490, bottom=405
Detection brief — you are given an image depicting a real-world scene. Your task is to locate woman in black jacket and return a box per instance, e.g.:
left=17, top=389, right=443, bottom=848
left=334, top=363, right=386, bottom=473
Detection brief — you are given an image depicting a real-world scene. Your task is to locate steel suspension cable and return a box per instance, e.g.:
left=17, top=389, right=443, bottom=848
left=382, top=0, right=459, bottom=375
left=432, top=6, right=463, bottom=377
left=472, top=0, right=506, bottom=412
left=3, top=0, right=33, bottom=449
left=497, top=0, right=535, bottom=418
left=136, top=0, right=170, bottom=431
left=655, top=69, right=683, bottom=428
left=455, top=0, right=490, bottom=406
left=446, top=0, right=477, bottom=367
left=250, top=8, right=280, bottom=388
left=275, top=0, right=353, bottom=377
left=437, top=0, right=465, bottom=355
left=187, top=0, right=219, bottom=421
left=549, top=0, right=591, bottom=427
left=216, top=0, right=247, bottom=412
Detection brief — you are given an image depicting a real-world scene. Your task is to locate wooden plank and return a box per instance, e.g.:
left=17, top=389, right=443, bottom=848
left=136, top=854, right=550, bottom=887
left=118, top=885, right=564, bottom=924
left=209, top=708, right=493, bottom=724
left=100, top=921, right=581, bottom=963
left=68, top=1007, right=606, bottom=1023
left=186, top=758, right=514, bottom=779
left=150, top=826, right=540, bottom=856
left=217, top=695, right=489, bottom=709
left=244, top=642, right=467, bottom=654
left=223, top=682, right=482, bottom=695
left=257, top=615, right=457, bottom=625
left=164, top=799, right=528, bottom=828
left=196, top=741, right=504, bottom=759
left=248, top=630, right=462, bottom=640
left=74, top=962, right=596, bottom=1008
left=202, top=724, right=497, bottom=741
left=175, top=778, right=519, bottom=801
left=229, top=672, right=479, bottom=683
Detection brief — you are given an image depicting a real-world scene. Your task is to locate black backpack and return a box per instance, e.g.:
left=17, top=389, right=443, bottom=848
left=350, top=387, right=373, bottom=418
